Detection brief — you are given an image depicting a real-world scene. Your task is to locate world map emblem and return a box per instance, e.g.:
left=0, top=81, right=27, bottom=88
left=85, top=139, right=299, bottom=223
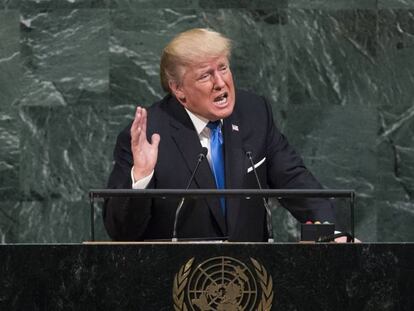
left=173, top=256, right=273, bottom=311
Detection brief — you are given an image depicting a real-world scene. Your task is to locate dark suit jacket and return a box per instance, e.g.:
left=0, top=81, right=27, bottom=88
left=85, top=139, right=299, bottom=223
left=103, top=90, right=335, bottom=241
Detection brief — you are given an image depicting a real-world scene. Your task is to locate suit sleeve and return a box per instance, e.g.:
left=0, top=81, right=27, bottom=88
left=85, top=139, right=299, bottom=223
left=103, top=126, right=153, bottom=240
left=263, top=98, right=336, bottom=224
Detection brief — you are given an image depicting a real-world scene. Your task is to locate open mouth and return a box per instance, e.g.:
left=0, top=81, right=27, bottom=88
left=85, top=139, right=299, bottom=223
left=213, top=92, right=228, bottom=106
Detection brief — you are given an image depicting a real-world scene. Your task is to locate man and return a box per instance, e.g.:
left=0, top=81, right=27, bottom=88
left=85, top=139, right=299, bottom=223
left=103, top=28, right=335, bottom=242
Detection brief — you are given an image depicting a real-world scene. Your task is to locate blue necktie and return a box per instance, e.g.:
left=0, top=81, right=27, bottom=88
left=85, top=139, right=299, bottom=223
left=207, top=121, right=226, bottom=215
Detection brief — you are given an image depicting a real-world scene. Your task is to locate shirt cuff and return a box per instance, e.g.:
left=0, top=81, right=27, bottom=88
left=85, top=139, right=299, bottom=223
left=131, top=167, right=154, bottom=189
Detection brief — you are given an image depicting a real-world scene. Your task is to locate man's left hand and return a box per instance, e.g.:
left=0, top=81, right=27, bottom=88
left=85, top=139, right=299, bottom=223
left=335, top=236, right=362, bottom=243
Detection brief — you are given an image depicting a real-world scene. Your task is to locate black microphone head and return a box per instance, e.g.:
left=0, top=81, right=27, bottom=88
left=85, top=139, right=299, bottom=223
left=243, top=144, right=253, bottom=157
left=197, top=147, right=208, bottom=161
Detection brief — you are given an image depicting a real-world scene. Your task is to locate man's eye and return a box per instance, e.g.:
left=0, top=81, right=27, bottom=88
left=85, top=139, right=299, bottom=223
left=199, top=73, right=210, bottom=80
left=220, top=65, right=228, bottom=71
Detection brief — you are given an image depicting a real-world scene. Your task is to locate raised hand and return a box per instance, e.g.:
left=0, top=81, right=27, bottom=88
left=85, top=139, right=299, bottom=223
left=130, top=107, right=160, bottom=181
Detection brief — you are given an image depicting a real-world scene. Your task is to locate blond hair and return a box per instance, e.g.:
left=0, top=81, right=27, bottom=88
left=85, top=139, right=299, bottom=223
left=160, top=28, right=232, bottom=92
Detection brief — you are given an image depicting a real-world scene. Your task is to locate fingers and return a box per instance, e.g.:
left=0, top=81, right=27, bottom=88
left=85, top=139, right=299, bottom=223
left=131, top=107, right=146, bottom=146
left=151, top=133, right=160, bottom=148
left=131, top=107, right=142, bottom=131
left=131, top=106, right=160, bottom=150
left=334, top=236, right=362, bottom=243
left=131, top=107, right=141, bottom=143
left=138, top=108, right=148, bottom=144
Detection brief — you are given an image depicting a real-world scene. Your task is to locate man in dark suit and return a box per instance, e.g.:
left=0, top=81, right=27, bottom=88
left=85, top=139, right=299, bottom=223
left=103, top=28, right=335, bottom=242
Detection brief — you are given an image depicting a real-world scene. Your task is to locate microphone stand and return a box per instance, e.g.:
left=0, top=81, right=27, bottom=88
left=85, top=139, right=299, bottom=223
left=172, top=148, right=207, bottom=242
left=246, top=151, right=275, bottom=243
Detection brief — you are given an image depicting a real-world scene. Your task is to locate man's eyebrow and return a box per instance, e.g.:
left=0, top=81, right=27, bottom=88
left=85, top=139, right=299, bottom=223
left=194, top=67, right=212, bottom=76
left=194, top=64, right=210, bottom=71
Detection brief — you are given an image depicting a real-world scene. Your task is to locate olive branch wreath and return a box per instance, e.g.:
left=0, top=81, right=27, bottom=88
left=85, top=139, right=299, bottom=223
left=173, top=257, right=194, bottom=311
left=251, top=258, right=274, bottom=311
left=173, top=257, right=274, bottom=311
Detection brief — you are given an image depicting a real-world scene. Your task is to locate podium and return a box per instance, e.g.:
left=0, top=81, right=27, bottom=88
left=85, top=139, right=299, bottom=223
left=1, top=190, right=411, bottom=310
left=0, top=243, right=413, bottom=310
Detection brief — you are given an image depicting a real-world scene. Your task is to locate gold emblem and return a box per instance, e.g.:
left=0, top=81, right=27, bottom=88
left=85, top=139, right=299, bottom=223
left=173, top=257, right=273, bottom=311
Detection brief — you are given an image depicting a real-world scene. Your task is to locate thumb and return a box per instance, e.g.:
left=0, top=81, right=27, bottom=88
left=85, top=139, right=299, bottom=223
left=151, top=133, right=160, bottom=148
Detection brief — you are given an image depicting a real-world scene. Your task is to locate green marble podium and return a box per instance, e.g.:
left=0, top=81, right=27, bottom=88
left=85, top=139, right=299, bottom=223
left=1, top=243, right=413, bottom=310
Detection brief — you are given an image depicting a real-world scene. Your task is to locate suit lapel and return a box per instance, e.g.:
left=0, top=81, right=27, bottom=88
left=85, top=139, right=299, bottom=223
left=166, top=98, right=227, bottom=235
left=223, top=111, right=245, bottom=237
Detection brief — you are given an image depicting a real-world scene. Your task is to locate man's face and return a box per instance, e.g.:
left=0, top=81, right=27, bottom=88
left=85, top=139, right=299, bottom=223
left=171, top=55, right=235, bottom=121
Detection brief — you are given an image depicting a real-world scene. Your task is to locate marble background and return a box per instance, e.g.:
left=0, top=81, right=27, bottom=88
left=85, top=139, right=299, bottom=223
left=0, top=0, right=413, bottom=243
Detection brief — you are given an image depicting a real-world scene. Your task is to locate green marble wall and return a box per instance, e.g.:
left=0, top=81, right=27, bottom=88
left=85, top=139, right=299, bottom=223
left=0, top=0, right=413, bottom=243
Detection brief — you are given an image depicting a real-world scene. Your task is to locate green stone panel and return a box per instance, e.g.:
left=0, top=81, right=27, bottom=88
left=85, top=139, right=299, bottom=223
left=282, top=9, right=379, bottom=241
left=288, top=0, right=377, bottom=9
left=270, top=198, right=301, bottom=242
left=0, top=10, right=21, bottom=201
left=3, top=0, right=109, bottom=10
left=9, top=102, right=111, bottom=243
left=288, top=0, right=377, bottom=10
left=378, top=0, right=414, bottom=9
left=109, top=0, right=286, bottom=9
left=109, top=0, right=199, bottom=8
left=19, top=105, right=112, bottom=202
left=20, top=9, right=109, bottom=106
left=376, top=9, right=414, bottom=241
left=0, top=200, right=108, bottom=243
left=197, top=0, right=287, bottom=9
left=0, top=0, right=16, bottom=9
left=11, top=6, right=111, bottom=243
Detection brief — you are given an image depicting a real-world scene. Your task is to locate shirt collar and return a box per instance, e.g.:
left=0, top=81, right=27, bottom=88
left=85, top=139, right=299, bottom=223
left=185, top=108, right=222, bottom=135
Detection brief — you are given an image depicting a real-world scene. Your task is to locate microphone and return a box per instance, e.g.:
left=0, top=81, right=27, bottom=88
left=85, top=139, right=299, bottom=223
left=245, top=148, right=275, bottom=243
left=172, top=147, right=208, bottom=242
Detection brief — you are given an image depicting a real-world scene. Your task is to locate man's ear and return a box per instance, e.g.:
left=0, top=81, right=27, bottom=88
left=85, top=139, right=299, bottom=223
left=169, top=81, right=186, bottom=103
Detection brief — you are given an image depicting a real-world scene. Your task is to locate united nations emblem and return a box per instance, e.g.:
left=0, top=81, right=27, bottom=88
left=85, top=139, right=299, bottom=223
left=173, top=256, right=273, bottom=311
